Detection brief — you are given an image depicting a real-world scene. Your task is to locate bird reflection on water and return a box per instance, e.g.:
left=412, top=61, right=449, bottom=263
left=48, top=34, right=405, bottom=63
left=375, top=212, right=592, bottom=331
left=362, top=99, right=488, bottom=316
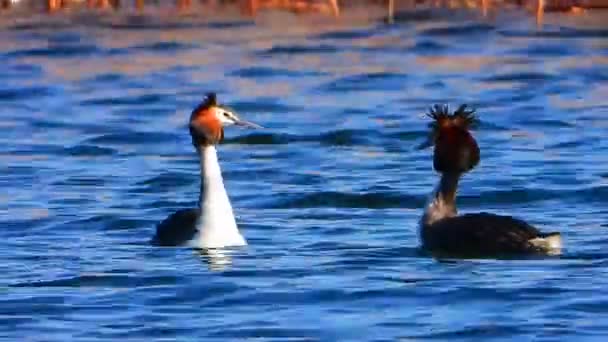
left=195, top=247, right=236, bottom=271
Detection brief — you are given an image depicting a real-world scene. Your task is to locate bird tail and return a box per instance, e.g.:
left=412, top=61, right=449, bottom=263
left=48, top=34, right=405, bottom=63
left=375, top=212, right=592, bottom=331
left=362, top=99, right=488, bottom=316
left=529, top=232, right=562, bottom=252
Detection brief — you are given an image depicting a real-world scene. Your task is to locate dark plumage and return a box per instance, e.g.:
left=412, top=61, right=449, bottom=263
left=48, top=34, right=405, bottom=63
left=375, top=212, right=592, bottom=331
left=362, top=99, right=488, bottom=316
left=427, top=104, right=480, bottom=174
left=151, top=209, right=199, bottom=246
left=427, top=104, right=477, bottom=131
left=421, top=212, right=560, bottom=257
left=191, top=92, right=217, bottom=117
left=420, top=103, right=562, bottom=257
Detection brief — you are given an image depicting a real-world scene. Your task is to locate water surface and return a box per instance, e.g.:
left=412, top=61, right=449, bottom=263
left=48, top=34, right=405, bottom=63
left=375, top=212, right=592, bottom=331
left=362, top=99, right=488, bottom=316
left=1, top=7, right=608, bottom=341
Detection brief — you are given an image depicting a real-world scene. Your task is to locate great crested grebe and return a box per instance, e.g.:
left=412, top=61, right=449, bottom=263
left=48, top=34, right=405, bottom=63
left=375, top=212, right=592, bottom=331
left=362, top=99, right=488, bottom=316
left=419, top=104, right=562, bottom=257
left=152, top=93, right=261, bottom=248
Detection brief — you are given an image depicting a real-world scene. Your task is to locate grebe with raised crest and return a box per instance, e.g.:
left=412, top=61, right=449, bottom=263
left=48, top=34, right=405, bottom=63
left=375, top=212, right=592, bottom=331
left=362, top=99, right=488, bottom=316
left=152, top=93, right=261, bottom=249
left=420, top=104, right=562, bottom=257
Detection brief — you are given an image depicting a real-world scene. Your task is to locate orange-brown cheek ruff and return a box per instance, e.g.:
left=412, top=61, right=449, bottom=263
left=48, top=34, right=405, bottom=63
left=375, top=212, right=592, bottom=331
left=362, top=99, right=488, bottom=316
left=190, top=108, right=224, bottom=146
left=433, top=127, right=480, bottom=174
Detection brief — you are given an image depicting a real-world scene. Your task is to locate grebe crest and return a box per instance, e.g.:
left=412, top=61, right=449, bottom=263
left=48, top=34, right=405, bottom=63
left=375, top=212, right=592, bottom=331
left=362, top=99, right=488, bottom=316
left=189, top=92, right=261, bottom=147
left=427, top=104, right=480, bottom=174
left=420, top=104, right=562, bottom=257
left=422, top=104, right=479, bottom=226
left=152, top=92, right=261, bottom=249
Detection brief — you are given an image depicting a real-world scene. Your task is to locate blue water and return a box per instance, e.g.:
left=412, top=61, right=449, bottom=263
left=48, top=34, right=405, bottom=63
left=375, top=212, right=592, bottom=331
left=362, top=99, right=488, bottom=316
left=2, top=7, right=608, bottom=341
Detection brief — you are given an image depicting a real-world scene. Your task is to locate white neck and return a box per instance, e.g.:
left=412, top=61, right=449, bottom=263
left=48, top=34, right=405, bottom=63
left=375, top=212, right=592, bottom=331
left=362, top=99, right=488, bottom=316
left=192, top=145, right=246, bottom=249
left=420, top=172, right=460, bottom=227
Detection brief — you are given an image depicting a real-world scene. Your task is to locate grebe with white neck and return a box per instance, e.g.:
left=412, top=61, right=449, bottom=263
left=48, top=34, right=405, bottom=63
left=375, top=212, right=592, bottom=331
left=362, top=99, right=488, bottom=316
left=151, top=93, right=261, bottom=249
left=419, top=104, right=562, bottom=257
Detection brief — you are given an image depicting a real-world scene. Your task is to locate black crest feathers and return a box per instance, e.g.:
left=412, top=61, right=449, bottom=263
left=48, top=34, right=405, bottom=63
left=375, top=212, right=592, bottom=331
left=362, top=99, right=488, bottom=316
left=427, top=104, right=477, bottom=130
left=204, top=92, right=217, bottom=107
left=191, top=92, right=219, bottom=119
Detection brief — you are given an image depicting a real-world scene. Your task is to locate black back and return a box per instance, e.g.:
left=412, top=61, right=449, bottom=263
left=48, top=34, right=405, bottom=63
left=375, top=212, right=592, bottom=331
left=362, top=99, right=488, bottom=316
left=151, top=208, right=200, bottom=246
left=421, top=212, right=554, bottom=257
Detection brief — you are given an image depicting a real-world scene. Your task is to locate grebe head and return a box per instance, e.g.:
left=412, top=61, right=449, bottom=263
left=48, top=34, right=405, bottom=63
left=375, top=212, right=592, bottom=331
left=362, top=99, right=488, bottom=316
left=189, top=93, right=261, bottom=146
left=427, top=104, right=480, bottom=174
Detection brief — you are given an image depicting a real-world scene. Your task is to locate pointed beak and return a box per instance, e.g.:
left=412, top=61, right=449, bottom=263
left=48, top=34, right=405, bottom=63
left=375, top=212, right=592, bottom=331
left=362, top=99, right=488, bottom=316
left=234, top=118, right=263, bottom=129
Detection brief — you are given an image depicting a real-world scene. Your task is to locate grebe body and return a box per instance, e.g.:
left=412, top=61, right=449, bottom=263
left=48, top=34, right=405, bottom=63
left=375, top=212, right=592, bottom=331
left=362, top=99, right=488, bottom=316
left=421, top=211, right=561, bottom=256
left=419, top=105, right=561, bottom=257
left=152, top=93, right=260, bottom=249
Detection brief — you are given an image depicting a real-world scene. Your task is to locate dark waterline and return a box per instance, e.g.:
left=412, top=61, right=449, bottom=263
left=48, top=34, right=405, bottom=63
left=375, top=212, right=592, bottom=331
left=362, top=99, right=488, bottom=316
left=1, top=8, right=608, bottom=341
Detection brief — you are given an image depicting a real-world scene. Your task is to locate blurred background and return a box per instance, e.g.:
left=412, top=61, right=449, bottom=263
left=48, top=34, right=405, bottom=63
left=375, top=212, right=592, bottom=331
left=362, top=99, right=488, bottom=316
left=1, top=0, right=608, bottom=341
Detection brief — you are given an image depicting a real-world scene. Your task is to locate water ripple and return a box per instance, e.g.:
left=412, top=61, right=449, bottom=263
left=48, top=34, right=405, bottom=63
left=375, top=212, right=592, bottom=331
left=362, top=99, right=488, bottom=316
left=0, top=86, right=52, bottom=101
left=319, top=72, right=408, bottom=92
left=421, top=23, right=495, bottom=36
left=258, top=44, right=340, bottom=56
left=272, top=191, right=421, bottom=209
left=6, top=45, right=100, bottom=58
left=230, top=66, right=326, bottom=78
